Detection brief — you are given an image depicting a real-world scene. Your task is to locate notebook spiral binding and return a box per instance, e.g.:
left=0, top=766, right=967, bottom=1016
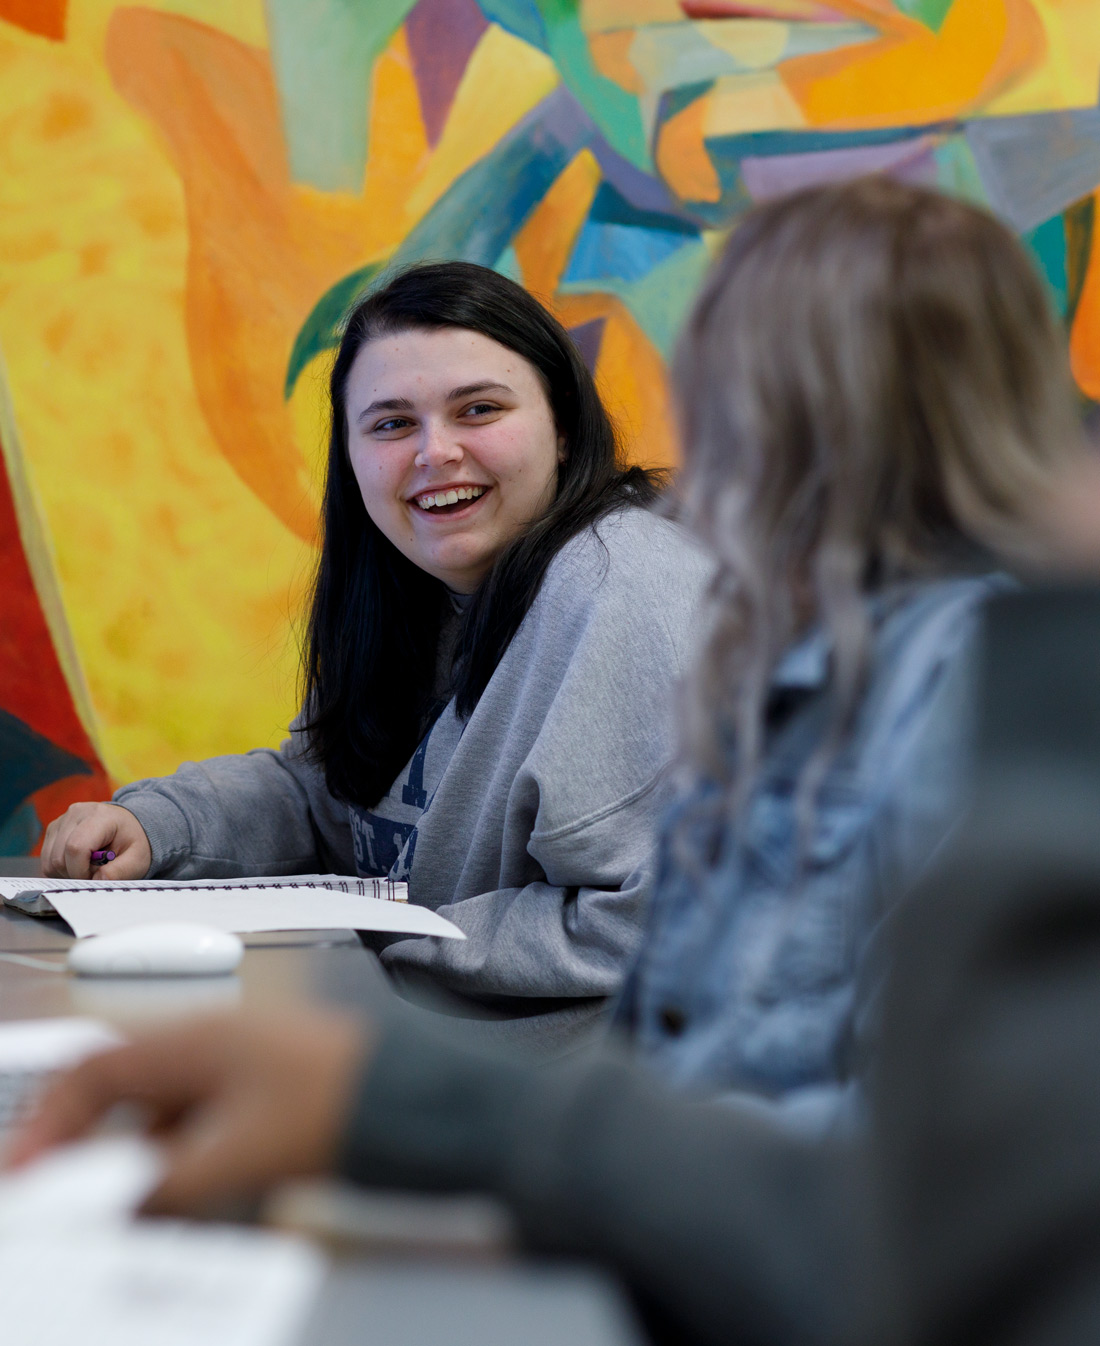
left=41, top=879, right=406, bottom=903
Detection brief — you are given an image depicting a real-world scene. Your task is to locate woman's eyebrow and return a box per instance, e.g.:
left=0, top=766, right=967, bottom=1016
left=357, top=396, right=414, bottom=423
left=448, top=381, right=514, bottom=401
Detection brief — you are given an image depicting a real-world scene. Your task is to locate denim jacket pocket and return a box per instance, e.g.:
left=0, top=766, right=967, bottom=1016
left=744, top=777, right=871, bottom=887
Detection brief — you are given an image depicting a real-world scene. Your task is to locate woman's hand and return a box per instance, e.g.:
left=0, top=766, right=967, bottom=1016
left=41, top=802, right=153, bottom=879
left=4, top=1009, right=372, bottom=1216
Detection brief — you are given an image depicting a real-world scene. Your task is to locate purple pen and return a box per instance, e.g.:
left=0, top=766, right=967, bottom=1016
left=90, top=849, right=116, bottom=865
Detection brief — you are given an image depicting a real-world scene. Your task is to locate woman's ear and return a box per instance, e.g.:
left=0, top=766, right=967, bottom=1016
left=557, top=435, right=568, bottom=464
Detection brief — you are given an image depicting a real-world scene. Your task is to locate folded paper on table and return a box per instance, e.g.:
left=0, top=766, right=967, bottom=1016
left=0, top=876, right=464, bottom=941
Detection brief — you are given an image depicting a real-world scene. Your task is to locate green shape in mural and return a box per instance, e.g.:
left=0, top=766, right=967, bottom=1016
left=893, top=0, right=955, bottom=33
left=286, top=262, right=385, bottom=399
left=266, top=0, right=417, bottom=193
left=932, top=135, right=989, bottom=208
left=479, top=0, right=549, bottom=50
left=535, top=0, right=649, bottom=170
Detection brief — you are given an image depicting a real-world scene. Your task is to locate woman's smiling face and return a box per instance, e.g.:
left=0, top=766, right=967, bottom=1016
left=345, top=327, right=565, bottom=593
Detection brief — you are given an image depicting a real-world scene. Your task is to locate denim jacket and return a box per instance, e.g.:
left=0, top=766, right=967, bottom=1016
left=618, top=574, right=1011, bottom=1109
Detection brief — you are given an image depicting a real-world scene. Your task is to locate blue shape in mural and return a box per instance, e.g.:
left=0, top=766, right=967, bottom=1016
left=564, top=183, right=699, bottom=286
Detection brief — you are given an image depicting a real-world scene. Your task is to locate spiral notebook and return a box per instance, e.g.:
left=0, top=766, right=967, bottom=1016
left=0, top=873, right=464, bottom=941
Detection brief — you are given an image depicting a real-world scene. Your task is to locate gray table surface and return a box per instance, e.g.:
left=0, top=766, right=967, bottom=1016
left=0, top=858, right=644, bottom=1346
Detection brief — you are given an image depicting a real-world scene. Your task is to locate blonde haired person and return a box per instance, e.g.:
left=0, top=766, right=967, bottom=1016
left=615, top=174, right=1083, bottom=1116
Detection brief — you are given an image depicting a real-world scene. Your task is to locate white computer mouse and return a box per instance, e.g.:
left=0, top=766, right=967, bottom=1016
left=67, top=923, right=244, bottom=978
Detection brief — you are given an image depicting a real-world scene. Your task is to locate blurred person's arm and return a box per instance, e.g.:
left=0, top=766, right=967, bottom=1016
left=8, top=1004, right=869, bottom=1346
left=870, top=585, right=1100, bottom=1346
left=340, top=1013, right=868, bottom=1346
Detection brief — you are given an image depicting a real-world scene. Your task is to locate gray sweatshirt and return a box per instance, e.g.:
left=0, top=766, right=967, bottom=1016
left=115, top=508, right=711, bottom=1050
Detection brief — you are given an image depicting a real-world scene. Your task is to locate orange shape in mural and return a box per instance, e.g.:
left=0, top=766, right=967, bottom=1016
left=104, top=8, right=427, bottom=542
left=514, top=151, right=603, bottom=301
left=782, top=0, right=1045, bottom=127
left=588, top=29, right=646, bottom=95
left=1070, top=190, right=1100, bottom=401
left=546, top=293, right=678, bottom=472
left=0, top=0, right=67, bottom=41
left=657, top=95, right=723, bottom=205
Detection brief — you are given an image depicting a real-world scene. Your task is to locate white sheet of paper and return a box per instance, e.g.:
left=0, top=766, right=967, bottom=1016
left=0, top=1137, right=326, bottom=1346
left=1, top=1223, right=326, bottom=1346
left=43, top=886, right=465, bottom=940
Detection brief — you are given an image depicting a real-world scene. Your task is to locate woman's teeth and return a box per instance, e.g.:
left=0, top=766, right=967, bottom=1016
left=416, top=485, right=486, bottom=511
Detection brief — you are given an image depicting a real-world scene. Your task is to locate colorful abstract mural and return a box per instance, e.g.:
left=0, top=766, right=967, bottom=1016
left=2, top=0, right=1100, bottom=852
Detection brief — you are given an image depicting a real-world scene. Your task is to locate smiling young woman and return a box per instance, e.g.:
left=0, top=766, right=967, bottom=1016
left=42, top=262, right=712, bottom=1050
left=346, top=327, right=566, bottom=595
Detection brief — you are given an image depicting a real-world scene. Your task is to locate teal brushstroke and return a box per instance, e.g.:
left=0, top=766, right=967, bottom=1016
left=534, top=0, right=648, bottom=170
left=561, top=235, right=709, bottom=357
left=0, top=707, right=90, bottom=829
left=932, top=135, right=989, bottom=207
left=588, top=182, right=698, bottom=235
left=390, top=93, right=586, bottom=265
left=285, top=262, right=385, bottom=398
left=0, top=801, right=41, bottom=857
left=265, top=0, right=417, bottom=193
left=894, top=0, right=954, bottom=32
left=479, top=0, right=549, bottom=49
left=1023, top=215, right=1069, bottom=319
left=494, top=245, right=524, bottom=284
left=706, top=123, right=948, bottom=164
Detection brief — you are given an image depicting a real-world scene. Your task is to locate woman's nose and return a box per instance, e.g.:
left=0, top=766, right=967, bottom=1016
left=415, top=422, right=462, bottom=468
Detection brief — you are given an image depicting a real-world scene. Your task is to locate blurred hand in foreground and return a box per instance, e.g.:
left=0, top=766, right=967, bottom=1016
left=41, top=802, right=153, bottom=880
left=3, top=1009, right=371, bottom=1216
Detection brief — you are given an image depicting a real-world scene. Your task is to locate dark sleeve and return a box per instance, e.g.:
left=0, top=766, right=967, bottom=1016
left=870, top=587, right=1100, bottom=1346
left=338, top=1012, right=871, bottom=1346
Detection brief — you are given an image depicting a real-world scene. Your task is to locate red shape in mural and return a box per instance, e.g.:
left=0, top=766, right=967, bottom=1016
left=0, top=425, right=110, bottom=851
left=0, top=0, right=68, bottom=42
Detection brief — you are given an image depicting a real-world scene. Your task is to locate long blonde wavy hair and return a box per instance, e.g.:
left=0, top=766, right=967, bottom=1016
left=673, top=175, right=1083, bottom=823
